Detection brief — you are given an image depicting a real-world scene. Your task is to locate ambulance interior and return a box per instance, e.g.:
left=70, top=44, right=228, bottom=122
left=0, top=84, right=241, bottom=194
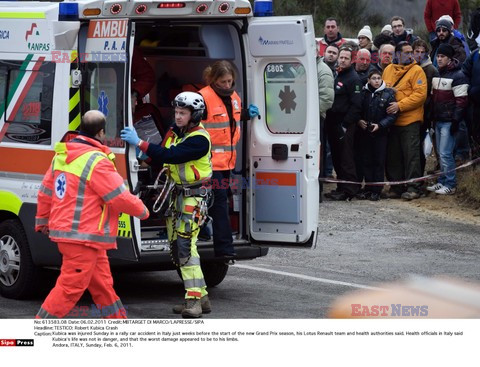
left=131, top=21, right=246, bottom=245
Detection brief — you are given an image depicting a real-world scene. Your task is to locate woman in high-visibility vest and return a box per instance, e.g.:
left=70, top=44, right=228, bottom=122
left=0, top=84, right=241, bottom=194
left=121, top=92, right=212, bottom=318
left=199, top=60, right=259, bottom=257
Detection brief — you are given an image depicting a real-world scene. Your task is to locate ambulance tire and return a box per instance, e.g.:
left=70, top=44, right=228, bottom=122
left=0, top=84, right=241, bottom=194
left=202, top=262, right=229, bottom=288
left=175, top=262, right=229, bottom=288
left=0, top=219, right=39, bottom=299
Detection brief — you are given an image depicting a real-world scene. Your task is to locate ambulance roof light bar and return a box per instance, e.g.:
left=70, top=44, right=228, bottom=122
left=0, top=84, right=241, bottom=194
left=253, top=0, right=273, bottom=17
left=59, top=2, right=79, bottom=21
left=74, top=0, right=253, bottom=18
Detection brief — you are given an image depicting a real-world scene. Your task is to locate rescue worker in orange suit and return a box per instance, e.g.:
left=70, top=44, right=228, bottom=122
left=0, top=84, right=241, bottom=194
left=35, top=110, right=149, bottom=319
left=121, top=92, right=212, bottom=318
left=199, top=60, right=259, bottom=258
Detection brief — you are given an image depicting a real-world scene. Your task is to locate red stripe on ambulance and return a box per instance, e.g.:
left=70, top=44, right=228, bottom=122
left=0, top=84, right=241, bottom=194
left=88, top=19, right=128, bottom=38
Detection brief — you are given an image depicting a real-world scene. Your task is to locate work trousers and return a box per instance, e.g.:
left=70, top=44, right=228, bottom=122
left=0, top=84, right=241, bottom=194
left=386, top=122, right=423, bottom=194
left=209, top=170, right=235, bottom=256
left=358, top=131, right=388, bottom=194
left=167, top=194, right=207, bottom=300
left=326, top=122, right=360, bottom=196
left=36, top=242, right=126, bottom=319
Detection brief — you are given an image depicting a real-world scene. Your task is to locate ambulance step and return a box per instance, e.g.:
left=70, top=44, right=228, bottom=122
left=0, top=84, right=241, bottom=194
left=141, top=239, right=169, bottom=252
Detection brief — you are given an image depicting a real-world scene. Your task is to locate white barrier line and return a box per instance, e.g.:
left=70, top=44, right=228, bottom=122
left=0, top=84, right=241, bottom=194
left=233, top=264, right=386, bottom=291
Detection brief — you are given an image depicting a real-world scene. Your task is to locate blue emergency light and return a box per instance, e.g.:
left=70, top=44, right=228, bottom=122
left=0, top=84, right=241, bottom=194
left=253, top=0, right=273, bottom=17
left=59, top=2, right=79, bottom=21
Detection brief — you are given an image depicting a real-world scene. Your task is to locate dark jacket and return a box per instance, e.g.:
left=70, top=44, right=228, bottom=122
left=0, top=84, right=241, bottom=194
left=420, top=57, right=440, bottom=123
left=360, top=82, right=397, bottom=134
left=356, top=64, right=376, bottom=85
left=467, top=7, right=480, bottom=51
left=392, top=30, right=418, bottom=46
left=431, top=59, right=469, bottom=123
left=462, top=49, right=480, bottom=103
left=326, top=66, right=362, bottom=128
left=430, top=34, right=466, bottom=67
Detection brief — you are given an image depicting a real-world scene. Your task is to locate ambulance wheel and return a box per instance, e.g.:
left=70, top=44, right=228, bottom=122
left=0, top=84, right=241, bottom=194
left=0, top=219, right=38, bottom=299
left=202, top=262, right=229, bottom=288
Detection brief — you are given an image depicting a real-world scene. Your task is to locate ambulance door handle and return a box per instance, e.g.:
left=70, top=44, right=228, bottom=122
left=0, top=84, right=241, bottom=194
left=131, top=160, right=148, bottom=172
left=306, top=154, right=313, bottom=159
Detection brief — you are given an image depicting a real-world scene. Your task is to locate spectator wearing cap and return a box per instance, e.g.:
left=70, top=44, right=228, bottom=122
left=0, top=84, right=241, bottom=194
left=428, top=43, right=469, bottom=195
left=424, top=0, right=461, bottom=41
left=382, top=41, right=427, bottom=200
left=358, top=25, right=373, bottom=52
left=318, top=18, right=347, bottom=57
left=391, top=16, right=419, bottom=46
left=372, top=25, right=394, bottom=57
left=430, top=17, right=466, bottom=67
left=435, top=15, right=472, bottom=164
left=412, top=38, right=439, bottom=175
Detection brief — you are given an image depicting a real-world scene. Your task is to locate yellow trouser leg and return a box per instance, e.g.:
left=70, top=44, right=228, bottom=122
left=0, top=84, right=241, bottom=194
left=168, top=195, right=207, bottom=299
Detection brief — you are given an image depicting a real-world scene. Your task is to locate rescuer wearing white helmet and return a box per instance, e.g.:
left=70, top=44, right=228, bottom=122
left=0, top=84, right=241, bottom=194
left=121, top=92, right=212, bottom=318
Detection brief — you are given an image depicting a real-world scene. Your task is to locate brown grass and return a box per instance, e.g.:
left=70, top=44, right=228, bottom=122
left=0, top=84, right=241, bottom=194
left=457, top=168, right=480, bottom=209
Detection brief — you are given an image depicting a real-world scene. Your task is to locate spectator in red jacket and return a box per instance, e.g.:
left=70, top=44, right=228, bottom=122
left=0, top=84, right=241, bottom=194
left=424, top=0, right=462, bottom=41
left=318, top=18, right=347, bottom=57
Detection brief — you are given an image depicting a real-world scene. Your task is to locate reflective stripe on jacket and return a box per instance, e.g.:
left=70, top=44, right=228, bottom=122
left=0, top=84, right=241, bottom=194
left=200, top=85, right=241, bottom=171
left=35, top=135, right=148, bottom=250
left=164, top=124, right=212, bottom=185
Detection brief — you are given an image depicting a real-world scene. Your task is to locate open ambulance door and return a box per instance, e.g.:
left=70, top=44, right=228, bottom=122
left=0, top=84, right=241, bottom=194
left=246, top=16, right=319, bottom=247
left=80, top=18, right=140, bottom=261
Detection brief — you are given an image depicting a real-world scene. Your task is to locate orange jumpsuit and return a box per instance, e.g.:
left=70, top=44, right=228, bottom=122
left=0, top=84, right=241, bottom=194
left=35, top=134, right=149, bottom=318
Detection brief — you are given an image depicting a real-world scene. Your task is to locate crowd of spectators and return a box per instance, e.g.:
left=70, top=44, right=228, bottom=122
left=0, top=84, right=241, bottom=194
left=317, top=1, right=480, bottom=201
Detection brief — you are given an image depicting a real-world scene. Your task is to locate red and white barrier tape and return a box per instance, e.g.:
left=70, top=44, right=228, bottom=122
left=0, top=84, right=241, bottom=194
left=319, top=157, right=480, bottom=186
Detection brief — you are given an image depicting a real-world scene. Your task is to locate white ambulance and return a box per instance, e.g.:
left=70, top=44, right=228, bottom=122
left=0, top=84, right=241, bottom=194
left=0, top=0, right=319, bottom=299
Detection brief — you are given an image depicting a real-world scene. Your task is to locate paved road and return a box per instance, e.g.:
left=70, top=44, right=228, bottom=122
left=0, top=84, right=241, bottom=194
left=1, top=198, right=479, bottom=319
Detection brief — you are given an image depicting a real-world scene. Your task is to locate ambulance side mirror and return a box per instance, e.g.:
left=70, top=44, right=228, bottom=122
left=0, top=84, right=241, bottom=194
left=71, top=70, right=82, bottom=88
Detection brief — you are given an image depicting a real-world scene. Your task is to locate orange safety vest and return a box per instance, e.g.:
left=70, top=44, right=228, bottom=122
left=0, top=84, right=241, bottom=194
left=200, top=85, right=241, bottom=171
left=35, top=135, right=148, bottom=250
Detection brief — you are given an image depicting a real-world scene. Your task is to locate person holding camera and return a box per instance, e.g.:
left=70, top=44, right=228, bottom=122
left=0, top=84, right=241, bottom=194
left=356, top=69, right=398, bottom=201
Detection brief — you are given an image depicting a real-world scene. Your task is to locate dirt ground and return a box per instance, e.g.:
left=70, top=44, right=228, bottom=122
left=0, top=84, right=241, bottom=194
left=324, top=181, right=480, bottom=226
left=393, top=191, right=480, bottom=226
left=323, top=160, right=480, bottom=227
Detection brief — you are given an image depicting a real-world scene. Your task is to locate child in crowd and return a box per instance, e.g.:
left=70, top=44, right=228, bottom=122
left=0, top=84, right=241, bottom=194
left=357, top=70, right=397, bottom=200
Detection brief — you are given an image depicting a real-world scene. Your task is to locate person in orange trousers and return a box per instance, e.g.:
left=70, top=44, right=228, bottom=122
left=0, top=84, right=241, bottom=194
left=35, top=110, right=149, bottom=319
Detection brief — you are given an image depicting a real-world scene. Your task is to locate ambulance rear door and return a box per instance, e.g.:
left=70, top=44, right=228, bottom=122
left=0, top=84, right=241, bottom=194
left=79, top=18, right=140, bottom=261
left=246, top=15, right=319, bottom=247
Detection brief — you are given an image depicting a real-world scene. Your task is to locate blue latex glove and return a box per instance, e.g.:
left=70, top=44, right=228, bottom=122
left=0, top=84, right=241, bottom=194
left=120, top=127, right=140, bottom=146
left=248, top=104, right=260, bottom=119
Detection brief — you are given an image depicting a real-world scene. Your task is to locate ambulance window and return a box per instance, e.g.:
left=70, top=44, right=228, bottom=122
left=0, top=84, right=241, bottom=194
left=264, top=63, right=307, bottom=134
left=0, top=61, right=54, bottom=145
left=84, top=63, right=125, bottom=148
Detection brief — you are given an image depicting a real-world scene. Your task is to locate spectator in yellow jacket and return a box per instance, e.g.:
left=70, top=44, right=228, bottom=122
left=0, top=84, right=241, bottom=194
left=382, top=41, right=428, bottom=200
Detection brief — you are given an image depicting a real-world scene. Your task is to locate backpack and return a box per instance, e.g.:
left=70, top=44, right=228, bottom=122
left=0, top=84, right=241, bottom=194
left=453, top=29, right=471, bottom=57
